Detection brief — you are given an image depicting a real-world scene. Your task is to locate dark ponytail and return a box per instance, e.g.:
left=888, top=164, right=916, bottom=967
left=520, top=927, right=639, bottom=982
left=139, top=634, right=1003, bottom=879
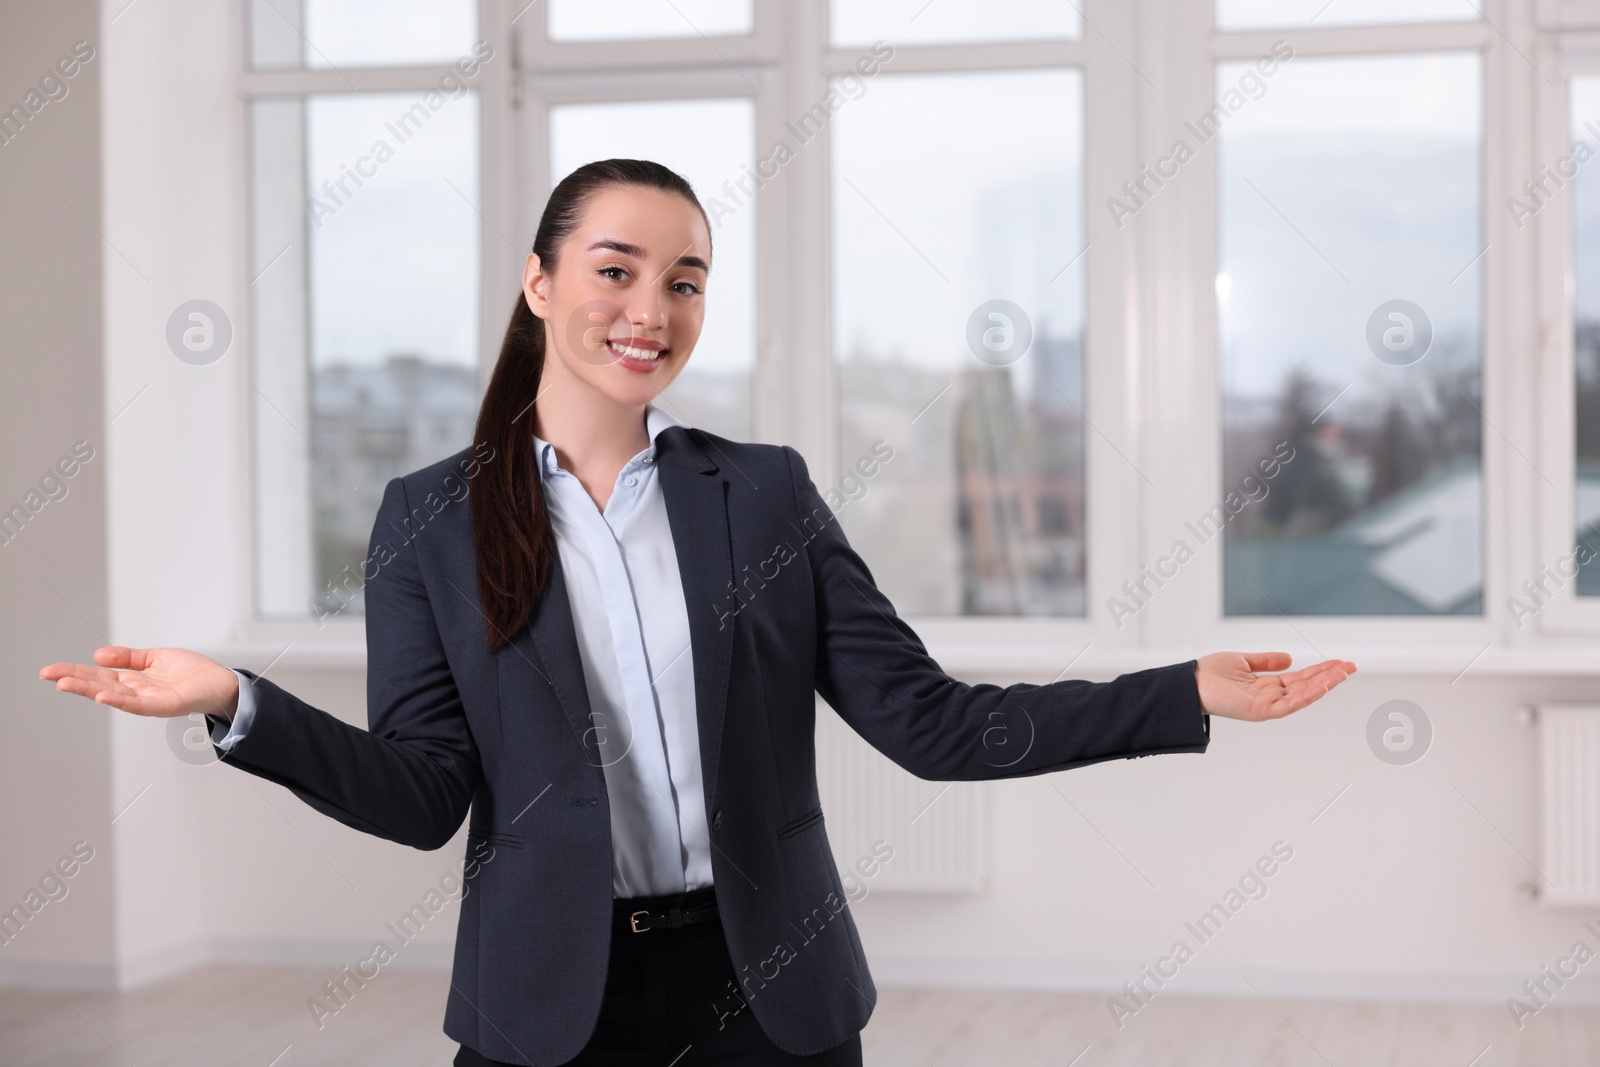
left=470, top=159, right=710, bottom=652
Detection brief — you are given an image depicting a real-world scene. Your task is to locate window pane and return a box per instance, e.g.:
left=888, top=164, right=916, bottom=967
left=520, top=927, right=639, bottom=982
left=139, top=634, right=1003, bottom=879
left=831, top=0, right=1080, bottom=46
left=250, top=91, right=481, bottom=618
left=1572, top=79, right=1600, bottom=594
left=548, top=0, right=752, bottom=41
left=1217, top=53, right=1482, bottom=616
left=548, top=99, right=757, bottom=442
left=1217, top=0, right=1479, bottom=29
left=832, top=70, right=1085, bottom=616
left=249, top=0, right=478, bottom=69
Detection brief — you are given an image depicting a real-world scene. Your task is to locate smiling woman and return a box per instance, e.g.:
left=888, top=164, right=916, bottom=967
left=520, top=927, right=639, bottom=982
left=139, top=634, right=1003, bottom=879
left=468, top=165, right=715, bottom=648
left=40, top=158, right=1353, bottom=1067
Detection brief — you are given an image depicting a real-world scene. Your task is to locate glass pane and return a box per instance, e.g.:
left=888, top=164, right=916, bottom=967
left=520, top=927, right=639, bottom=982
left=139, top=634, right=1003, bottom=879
left=548, top=0, right=752, bottom=41
left=832, top=70, right=1085, bottom=616
left=1217, top=0, right=1478, bottom=29
left=1572, top=79, right=1600, bottom=594
left=548, top=98, right=757, bottom=441
left=249, top=0, right=478, bottom=69
left=1217, top=53, right=1482, bottom=616
left=831, top=0, right=1080, bottom=46
left=250, top=91, right=481, bottom=618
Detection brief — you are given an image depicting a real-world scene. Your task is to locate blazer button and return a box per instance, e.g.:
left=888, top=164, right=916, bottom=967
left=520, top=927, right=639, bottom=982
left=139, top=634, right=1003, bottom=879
left=712, top=809, right=724, bottom=830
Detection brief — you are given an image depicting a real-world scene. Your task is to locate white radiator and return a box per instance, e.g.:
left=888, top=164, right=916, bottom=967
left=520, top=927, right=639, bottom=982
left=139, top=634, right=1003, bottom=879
left=814, top=696, right=988, bottom=893
left=1537, top=704, right=1600, bottom=906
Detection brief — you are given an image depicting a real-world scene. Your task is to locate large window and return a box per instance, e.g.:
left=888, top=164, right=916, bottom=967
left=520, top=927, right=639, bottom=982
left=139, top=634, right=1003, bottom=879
left=831, top=69, right=1086, bottom=616
left=246, top=0, right=485, bottom=618
left=547, top=0, right=753, bottom=40
left=1215, top=0, right=1480, bottom=29
left=249, top=0, right=478, bottom=68
left=829, top=0, right=1081, bottom=45
left=235, top=0, right=1594, bottom=655
left=1217, top=52, right=1484, bottom=616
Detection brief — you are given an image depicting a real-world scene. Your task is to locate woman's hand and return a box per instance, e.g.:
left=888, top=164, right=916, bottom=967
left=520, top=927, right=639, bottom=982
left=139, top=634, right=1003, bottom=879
left=1195, top=651, right=1355, bottom=722
left=39, top=645, right=239, bottom=722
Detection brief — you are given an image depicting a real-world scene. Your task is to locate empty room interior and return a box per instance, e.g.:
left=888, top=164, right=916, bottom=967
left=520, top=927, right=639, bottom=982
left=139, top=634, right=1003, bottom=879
left=8, top=0, right=1600, bottom=1064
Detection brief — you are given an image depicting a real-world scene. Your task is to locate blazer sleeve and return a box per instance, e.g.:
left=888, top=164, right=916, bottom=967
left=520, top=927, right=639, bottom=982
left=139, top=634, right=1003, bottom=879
left=206, top=475, right=482, bottom=850
left=781, top=445, right=1210, bottom=782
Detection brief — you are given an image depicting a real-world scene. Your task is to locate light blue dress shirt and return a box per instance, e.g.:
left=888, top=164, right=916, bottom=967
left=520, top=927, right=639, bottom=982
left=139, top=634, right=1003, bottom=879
left=213, top=403, right=713, bottom=897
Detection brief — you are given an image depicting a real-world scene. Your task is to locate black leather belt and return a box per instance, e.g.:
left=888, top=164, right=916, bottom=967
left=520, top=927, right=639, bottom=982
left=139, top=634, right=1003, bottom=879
left=617, top=886, right=719, bottom=933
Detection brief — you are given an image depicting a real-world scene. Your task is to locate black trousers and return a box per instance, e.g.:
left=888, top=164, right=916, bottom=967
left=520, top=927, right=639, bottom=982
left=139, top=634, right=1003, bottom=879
left=455, top=886, right=864, bottom=1066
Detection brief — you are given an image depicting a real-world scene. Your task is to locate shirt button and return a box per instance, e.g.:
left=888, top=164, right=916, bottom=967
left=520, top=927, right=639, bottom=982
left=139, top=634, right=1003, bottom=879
left=712, top=810, right=724, bottom=830
left=624, top=475, right=638, bottom=487
left=643, top=456, right=653, bottom=464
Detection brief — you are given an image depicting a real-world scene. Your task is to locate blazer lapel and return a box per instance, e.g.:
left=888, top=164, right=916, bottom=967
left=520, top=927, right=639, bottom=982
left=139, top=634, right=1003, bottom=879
left=516, top=554, right=607, bottom=769
left=655, top=426, right=737, bottom=811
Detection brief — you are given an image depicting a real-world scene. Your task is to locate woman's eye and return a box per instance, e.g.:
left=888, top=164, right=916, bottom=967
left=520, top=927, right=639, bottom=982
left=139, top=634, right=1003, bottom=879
left=673, top=282, right=704, bottom=297
left=598, top=266, right=628, bottom=281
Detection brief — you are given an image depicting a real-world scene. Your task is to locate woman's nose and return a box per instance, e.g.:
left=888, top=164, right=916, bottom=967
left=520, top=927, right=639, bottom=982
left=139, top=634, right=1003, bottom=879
left=631, top=302, right=665, bottom=331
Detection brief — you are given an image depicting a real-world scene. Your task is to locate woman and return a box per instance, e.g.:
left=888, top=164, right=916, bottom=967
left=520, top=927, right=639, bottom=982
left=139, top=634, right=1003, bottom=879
left=41, top=159, right=1356, bottom=1066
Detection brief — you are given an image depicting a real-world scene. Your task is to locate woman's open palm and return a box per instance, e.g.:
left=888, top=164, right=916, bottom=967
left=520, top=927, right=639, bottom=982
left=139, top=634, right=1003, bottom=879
left=39, top=645, right=238, bottom=721
left=1195, top=651, right=1357, bottom=722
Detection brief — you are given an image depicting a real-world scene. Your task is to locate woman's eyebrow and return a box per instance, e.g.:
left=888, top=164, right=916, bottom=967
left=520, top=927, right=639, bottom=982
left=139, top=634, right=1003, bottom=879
left=585, top=237, right=708, bottom=273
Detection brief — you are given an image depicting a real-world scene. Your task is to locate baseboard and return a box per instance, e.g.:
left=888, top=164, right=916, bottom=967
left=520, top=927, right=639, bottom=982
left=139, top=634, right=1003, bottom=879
left=0, top=956, right=120, bottom=990
left=0, top=937, right=457, bottom=991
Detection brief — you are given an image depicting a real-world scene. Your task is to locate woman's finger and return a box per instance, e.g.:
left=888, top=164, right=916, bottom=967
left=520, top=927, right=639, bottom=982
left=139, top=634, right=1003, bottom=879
left=53, top=671, right=133, bottom=701
left=87, top=679, right=165, bottom=716
left=47, top=664, right=165, bottom=712
left=41, top=661, right=126, bottom=687
left=1237, top=651, right=1293, bottom=673
left=1272, top=665, right=1351, bottom=712
left=1270, top=659, right=1348, bottom=689
left=92, top=645, right=155, bottom=671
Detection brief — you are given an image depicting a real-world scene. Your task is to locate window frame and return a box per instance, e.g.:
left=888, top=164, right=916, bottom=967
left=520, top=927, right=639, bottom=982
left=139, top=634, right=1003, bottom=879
left=1530, top=29, right=1600, bottom=637
left=1540, top=0, right=1600, bottom=29
left=1190, top=3, right=1516, bottom=666
left=236, top=0, right=512, bottom=651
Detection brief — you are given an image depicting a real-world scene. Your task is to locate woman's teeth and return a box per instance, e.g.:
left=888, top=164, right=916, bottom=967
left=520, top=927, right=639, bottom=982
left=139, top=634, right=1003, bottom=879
left=608, top=340, right=664, bottom=361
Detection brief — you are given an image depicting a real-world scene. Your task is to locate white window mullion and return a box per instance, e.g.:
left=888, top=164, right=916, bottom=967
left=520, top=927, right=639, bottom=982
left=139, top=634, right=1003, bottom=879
left=477, top=0, right=521, bottom=398
left=1122, top=0, right=1225, bottom=654
left=1485, top=0, right=1542, bottom=647
left=773, top=0, right=835, bottom=467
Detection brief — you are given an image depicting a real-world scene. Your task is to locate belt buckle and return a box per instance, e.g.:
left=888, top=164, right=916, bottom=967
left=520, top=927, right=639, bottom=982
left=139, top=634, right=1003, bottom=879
left=630, top=909, right=651, bottom=934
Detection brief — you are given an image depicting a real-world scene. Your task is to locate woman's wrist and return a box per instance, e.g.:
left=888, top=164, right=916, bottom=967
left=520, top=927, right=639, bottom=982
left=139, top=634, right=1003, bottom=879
left=205, top=666, right=239, bottom=724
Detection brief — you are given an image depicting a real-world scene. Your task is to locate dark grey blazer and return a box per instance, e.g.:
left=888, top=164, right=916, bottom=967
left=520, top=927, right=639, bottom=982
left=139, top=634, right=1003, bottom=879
left=210, top=425, right=1210, bottom=1063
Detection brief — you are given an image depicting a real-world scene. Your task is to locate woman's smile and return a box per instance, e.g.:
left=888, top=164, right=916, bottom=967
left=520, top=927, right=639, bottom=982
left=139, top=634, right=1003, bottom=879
left=606, top=335, right=668, bottom=372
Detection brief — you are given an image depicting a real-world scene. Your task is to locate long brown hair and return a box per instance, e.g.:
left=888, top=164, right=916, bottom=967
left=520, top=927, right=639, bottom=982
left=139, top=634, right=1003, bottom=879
left=470, top=159, right=711, bottom=652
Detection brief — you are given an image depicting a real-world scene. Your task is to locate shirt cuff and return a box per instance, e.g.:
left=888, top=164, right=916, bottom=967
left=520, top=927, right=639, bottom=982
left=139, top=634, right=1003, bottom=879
left=209, top=668, right=257, bottom=752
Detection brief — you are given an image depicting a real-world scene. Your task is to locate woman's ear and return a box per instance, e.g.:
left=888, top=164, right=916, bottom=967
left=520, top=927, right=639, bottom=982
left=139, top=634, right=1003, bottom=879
left=523, top=253, right=550, bottom=319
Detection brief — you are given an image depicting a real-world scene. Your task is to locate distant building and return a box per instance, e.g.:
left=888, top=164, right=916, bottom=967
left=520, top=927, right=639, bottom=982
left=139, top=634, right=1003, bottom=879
left=953, top=345, right=1085, bottom=616
left=1224, top=454, right=1482, bottom=615
left=309, top=354, right=480, bottom=612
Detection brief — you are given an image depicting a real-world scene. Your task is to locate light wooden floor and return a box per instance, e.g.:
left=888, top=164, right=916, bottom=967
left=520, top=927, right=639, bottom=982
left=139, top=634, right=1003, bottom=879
left=0, top=964, right=1593, bottom=1065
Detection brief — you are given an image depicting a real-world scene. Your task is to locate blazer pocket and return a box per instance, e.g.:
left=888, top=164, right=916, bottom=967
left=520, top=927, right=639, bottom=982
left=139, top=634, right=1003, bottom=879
left=776, top=806, right=824, bottom=839
left=467, top=829, right=524, bottom=849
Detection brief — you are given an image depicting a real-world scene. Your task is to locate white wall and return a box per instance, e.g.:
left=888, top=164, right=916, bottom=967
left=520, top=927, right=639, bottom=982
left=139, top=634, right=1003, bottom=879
left=846, top=668, right=1600, bottom=1005
left=0, top=0, right=118, bottom=989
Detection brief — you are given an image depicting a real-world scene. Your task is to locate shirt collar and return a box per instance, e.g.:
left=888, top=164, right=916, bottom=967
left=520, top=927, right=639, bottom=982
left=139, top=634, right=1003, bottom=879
left=530, top=402, right=686, bottom=479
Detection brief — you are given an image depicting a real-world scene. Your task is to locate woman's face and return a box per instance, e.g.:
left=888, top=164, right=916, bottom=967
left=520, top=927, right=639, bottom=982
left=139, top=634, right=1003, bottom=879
left=523, top=184, right=710, bottom=409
